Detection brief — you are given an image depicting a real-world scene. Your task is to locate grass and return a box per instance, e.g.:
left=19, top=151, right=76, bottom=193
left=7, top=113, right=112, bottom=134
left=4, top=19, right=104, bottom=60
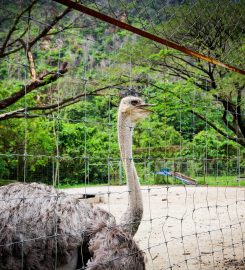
left=151, top=175, right=245, bottom=187
left=0, top=179, right=17, bottom=186
left=57, top=177, right=245, bottom=188
left=1, top=175, right=245, bottom=188
left=195, top=175, right=245, bottom=187
left=57, top=182, right=106, bottom=189
left=0, top=179, right=107, bottom=189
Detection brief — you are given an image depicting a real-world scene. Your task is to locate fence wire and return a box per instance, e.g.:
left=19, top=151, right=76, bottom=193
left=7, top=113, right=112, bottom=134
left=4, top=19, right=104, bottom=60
left=82, top=0, right=245, bottom=70
left=0, top=0, right=244, bottom=270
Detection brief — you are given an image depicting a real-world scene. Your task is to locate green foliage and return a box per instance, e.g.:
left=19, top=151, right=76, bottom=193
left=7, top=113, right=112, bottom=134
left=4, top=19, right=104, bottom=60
left=0, top=0, right=244, bottom=186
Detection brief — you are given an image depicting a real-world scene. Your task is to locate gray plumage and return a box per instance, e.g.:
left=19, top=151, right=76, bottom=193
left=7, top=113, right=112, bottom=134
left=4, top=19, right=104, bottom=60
left=0, top=182, right=145, bottom=269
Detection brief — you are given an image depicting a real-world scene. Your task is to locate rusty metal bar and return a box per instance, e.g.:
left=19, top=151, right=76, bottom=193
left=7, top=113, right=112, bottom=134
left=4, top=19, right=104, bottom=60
left=53, top=0, right=245, bottom=75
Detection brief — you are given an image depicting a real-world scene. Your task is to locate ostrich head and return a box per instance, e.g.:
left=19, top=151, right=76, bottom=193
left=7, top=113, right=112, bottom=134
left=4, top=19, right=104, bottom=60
left=118, top=96, right=153, bottom=125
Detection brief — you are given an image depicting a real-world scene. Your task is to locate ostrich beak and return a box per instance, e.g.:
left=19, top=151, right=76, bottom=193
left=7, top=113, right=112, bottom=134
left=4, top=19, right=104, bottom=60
left=136, top=103, right=156, bottom=112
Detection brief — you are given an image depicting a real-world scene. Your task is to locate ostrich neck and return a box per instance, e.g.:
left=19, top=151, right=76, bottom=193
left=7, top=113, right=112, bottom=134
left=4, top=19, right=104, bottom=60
left=118, top=113, right=143, bottom=236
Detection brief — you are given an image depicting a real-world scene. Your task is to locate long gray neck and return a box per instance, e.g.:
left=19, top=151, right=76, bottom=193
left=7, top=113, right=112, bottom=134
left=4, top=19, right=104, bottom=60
left=118, top=112, right=143, bottom=236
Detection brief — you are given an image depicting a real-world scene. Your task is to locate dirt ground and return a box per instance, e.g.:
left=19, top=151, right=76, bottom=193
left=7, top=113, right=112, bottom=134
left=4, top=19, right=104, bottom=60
left=64, top=185, right=245, bottom=270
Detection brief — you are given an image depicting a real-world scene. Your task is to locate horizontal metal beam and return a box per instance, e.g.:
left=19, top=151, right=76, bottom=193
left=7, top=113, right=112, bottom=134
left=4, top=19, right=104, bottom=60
left=53, top=0, right=245, bottom=76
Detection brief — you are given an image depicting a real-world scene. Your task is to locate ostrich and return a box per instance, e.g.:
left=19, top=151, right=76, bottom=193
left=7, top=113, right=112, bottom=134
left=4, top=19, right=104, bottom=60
left=0, top=96, right=154, bottom=270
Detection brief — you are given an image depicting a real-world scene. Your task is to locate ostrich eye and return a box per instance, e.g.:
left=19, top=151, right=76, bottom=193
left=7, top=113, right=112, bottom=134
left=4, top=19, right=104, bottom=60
left=131, top=100, right=139, bottom=106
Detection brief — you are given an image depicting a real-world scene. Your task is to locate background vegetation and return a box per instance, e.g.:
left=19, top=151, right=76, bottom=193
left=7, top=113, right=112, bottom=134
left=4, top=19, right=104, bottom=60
left=0, top=0, right=244, bottom=186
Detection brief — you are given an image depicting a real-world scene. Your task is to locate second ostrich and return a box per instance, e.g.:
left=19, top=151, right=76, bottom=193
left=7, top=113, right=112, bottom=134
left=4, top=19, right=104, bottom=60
left=0, top=96, right=153, bottom=270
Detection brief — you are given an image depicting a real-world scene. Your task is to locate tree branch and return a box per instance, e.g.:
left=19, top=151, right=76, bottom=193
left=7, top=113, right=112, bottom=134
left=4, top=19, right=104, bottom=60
left=5, top=26, right=29, bottom=48
left=0, top=81, right=128, bottom=121
left=192, top=110, right=245, bottom=147
left=0, top=0, right=37, bottom=57
left=0, top=6, right=71, bottom=58
left=0, top=62, right=68, bottom=110
left=29, top=7, right=71, bottom=48
left=18, top=39, right=36, bottom=80
left=148, top=81, right=245, bottom=147
left=236, top=83, right=245, bottom=137
left=169, top=53, right=210, bottom=75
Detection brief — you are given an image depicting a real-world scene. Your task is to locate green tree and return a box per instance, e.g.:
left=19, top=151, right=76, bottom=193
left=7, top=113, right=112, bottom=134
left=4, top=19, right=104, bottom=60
left=118, top=0, right=245, bottom=147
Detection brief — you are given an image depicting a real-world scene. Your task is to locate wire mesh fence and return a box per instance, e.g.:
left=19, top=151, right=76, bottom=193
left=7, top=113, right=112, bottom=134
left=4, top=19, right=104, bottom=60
left=0, top=0, right=244, bottom=269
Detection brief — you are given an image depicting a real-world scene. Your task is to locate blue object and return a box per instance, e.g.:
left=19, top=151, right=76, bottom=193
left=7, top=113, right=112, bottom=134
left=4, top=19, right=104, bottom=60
left=155, top=168, right=196, bottom=185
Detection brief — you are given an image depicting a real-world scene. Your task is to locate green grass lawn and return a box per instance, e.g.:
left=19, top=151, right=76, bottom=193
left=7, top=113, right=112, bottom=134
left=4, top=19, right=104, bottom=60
left=57, top=182, right=106, bottom=189
left=151, top=175, right=245, bottom=186
left=0, top=179, right=106, bottom=189
left=1, top=175, right=245, bottom=188
left=195, top=175, right=245, bottom=186
left=58, top=176, right=245, bottom=188
left=0, top=179, right=17, bottom=186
